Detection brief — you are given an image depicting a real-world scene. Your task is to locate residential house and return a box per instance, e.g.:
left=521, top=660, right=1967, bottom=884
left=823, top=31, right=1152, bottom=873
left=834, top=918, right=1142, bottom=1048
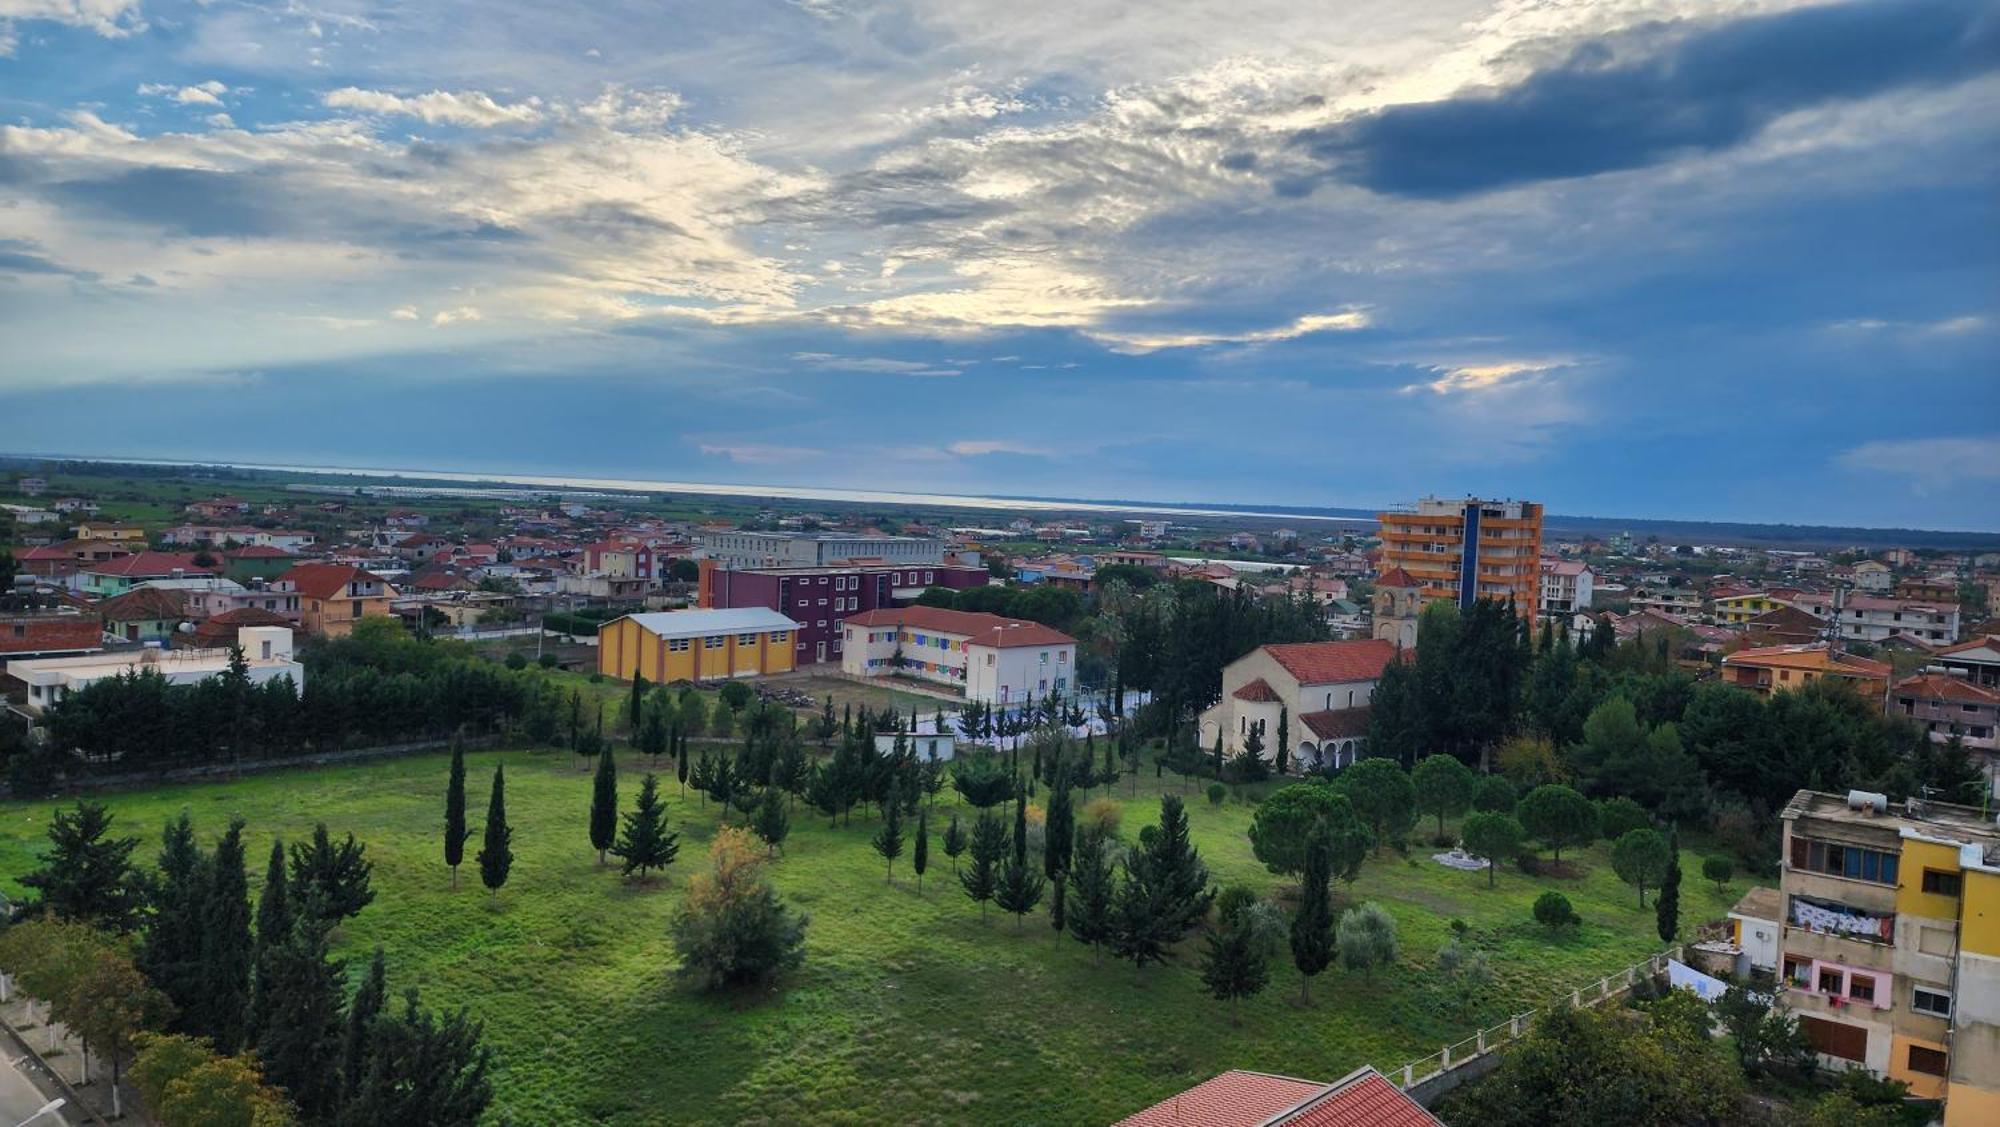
left=1744, top=605, right=1829, bottom=646
left=277, top=563, right=397, bottom=637
left=1776, top=789, right=2000, bottom=1122
left=1936, top=634, right=2000, bottom=690
left=1788, top=593, right=1961, bottom=646
left=1720, top=644, right=1891, bottom=699
left=49, top=497, right=97, bottom=515
left=0, top=504, right=59, bottom=527
left=1114, top=1067, right=1441, bottom=1127
left=221, top=545, right=300, bottom=584
left=80, top=553, right=213, bottom=597
left=187, top=608, right=294, bottom=650
left=840, top=606, right=1076, bottom=707
left=16, top=477, right=46, bottom=496
left=1855, top=561, right=1894, bottom=592
left=1898, top=577, right=1959, bottom=604
left=0, top=606, right=102, bottom=660
left=1630, top=587, right=1704, bottom=618
left=596, top=608, right=799, bottom=682
left=1889, top=672, right=1999, bottom=754
left=73, top=520, right=147, bottom=544
left=95, top=588, right=188, bottom=644
left=1199, top=638, right=1403, bottom=771
left=6, top=626, right=302, bottom=719
left=184, top=578, right=301, bottom=622
left=1100, top=549, right=1167, bottom=570
left=1712, top=590, right=1788, bottom=626
left=184, top=496, right=251, bottom=519
left=1729, top=886, right=1783, bottom=976
left=699, top=558, right=989, bottom=665
left=584, top=540, right=661, bottom=581
left=1538, top=558, right=1594, bottom=618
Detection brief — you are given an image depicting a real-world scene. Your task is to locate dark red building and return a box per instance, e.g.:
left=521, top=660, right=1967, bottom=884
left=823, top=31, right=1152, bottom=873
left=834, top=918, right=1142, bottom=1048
left=698, top=559, right=990, bottom=664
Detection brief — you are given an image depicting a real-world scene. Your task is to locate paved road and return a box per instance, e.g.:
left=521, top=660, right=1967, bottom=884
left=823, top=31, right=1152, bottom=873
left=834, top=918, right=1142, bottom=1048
left=0, top=1048, right=70, bottom=1127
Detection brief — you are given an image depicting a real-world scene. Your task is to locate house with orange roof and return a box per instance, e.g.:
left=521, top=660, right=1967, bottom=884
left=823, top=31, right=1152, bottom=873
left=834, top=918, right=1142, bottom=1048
left=838, top=606, right=1076, bottom=706
left=1889, top=671, right=2000, bottom=754
left=1115, top=1066, right=1440, bottom=1127
left=1200, top=638, right=1404, bottom=772
left=1720, top=643, right=1890, bottom=699
left=276, top=563, right=398, bottom=637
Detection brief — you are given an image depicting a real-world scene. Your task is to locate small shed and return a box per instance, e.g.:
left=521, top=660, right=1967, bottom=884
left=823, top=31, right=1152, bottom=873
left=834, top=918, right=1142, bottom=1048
left=875, top=732, right=957, bottom=761
left=1729, top=886, right=1783, bottom=975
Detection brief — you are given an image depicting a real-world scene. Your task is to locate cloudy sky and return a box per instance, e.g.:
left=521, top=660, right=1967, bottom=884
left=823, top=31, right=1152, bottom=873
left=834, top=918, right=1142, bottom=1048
left=1, top=0, right=1995, bottom=528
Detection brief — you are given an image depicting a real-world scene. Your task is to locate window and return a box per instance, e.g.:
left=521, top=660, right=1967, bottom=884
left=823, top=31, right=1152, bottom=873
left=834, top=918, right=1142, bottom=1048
left=1817, top=968, right=1843, bottom=995
left=705, top=636, right=725, bottom=649
left=668, top=637, right=690, bottom=652
left=738, top=633, right=758, bottom=645
left=1847, top=974, right=1875, bottom=1003
left=1790, top=838, right=1898, bottom=885
left=770, top=631, right=788, bottom=643
left=1907, top=1045, right=1948, bottom=1077
left=1912, top=988, right=1952, bottom=1018
left=1922, top=869, right=1963, bottom=897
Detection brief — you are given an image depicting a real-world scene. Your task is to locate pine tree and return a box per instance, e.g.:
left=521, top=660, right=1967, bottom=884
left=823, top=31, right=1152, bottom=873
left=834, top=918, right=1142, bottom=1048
left=341, top=988, right=493, bottom=1126
left=754, top=775, right=790, bottom=856
left=289, top=823, right=375, bottom=922
left=1290, top=828, right=1334, bottom=1004
left=248, top=838, right=293, bottom=1045
left=444, top=737, right=469, bottom=889
left=1657, top=825, right=1683, bottom=943
left=18, top=799, right=142, bottom=931
left=942, top=813, right=967, bottom=873
left=960, top=811, right=1006, bottom=920
left=195, top=820, right=253, bottom=1053
left=339, top=947, right=387, bottom=1102
left=478, top=766, right=513, bottom=897
left=1067, top=834, right=1115, bottom=958
left=589, top=742, right=619, bottom=865
left=1110, top=861, right=1173, bottom=969
left=1201, top=920, right=1268, bottom=1024
left=872, top=785, right=905, bottom=882
left=610, top=773, right=680, bottom=879
left=137, top=813, right=209, bottom=1027
left=1130, top=795, right=1215, bottom=942
left=994, top=859, right=1047, bottom=931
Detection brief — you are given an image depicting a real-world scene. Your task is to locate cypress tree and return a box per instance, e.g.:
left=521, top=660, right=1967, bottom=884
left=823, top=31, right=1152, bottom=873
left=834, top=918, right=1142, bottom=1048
left=589, top=742, right=619, bottom=864
left=628, top=672, right=647, bottom=736
left=1290, top=828, right=1334, bottom=1004
left=444, top=737, right=468, bottom=889
left=195, top=819, right=253, bottom=1053
left=913, top=812, right=929, bottom=895
left=478, top=765, right=513, bottom=897
left=610, top=773, right=680, bottom=879
left=1049, top=871, right=1066, bottom=944
left=138, top=812, right=209, bottom=1027
left=1012, top=783, right=1028, bottom=869
left=339, top=946, right=387, bottom=1102
left=675, top=728, right=690, bottom=797
left=1044, top=775, right=1074, bottom=881
left=1657, top=825, right=1682, bottom=944
left=1212, top=732, right=1224, bottom=781
left=1275, top=708, right=1290, bottom=775
left=942, top=814, right=967, bottom=873
left=960, top=811, right=1006, bottom=920
left=248, top=837, right=293, bottom=1045
left=872, top=785, right=905, bottom=882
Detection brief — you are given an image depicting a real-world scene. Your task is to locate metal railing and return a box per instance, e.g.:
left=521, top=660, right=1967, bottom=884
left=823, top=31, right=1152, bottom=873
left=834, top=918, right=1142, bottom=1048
left=1387, top=944, right=1684, bottom=1092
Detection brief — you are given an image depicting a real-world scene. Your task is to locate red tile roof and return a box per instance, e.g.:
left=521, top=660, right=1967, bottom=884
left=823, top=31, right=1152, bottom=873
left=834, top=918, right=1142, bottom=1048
left=1114, top=1070, right=1326, bottom=1127
left=1375, top=566, right=1420, bottom=588
left=1280, top=1069, right=1443, bottom=1127
left=225, top=544, right=297, bottom=559
left=279, top=562, right=393, bottom=600
left=191, top=608, right=293, bottom=648
left=1301, top=707, right=1371, bottom=741
left=1893, top=672, right=2000, bottom=706
left=95, top=588, right=187, bottom=622
left=1233, top=677, right=1282, bottom=702
left=1264, top=639, right=1400, bottom=686
left=843, top=606, right=1076, bottom=649
left=85, top=551, right=211, bottom=578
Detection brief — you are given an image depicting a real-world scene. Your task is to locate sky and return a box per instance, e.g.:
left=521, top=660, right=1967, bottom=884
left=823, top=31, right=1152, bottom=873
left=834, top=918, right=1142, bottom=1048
left=0, top=0, right=1996, bottom=529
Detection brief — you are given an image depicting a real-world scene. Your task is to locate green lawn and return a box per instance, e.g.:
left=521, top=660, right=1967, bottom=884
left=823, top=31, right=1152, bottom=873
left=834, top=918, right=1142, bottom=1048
left=0, top=753, right=1737, bottom=1125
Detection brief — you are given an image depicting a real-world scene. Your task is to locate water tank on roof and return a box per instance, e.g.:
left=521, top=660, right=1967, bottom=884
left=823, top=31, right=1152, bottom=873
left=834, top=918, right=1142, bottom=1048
left=1846, top=790, right=1889, bottom=815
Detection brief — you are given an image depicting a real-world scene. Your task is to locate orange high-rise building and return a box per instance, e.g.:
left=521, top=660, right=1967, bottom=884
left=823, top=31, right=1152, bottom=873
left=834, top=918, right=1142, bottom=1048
left=1375, top=496, right=1543, bottom=619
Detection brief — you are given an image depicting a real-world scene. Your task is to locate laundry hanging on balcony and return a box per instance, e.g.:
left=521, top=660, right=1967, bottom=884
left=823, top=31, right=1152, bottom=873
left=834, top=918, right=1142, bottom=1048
left=1790, top=897, right=1892, bottom=942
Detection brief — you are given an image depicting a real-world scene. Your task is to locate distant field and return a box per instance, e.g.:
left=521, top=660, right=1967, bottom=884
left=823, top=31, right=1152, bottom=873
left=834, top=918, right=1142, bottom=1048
left=0, top=750, right=1734, bottom=1126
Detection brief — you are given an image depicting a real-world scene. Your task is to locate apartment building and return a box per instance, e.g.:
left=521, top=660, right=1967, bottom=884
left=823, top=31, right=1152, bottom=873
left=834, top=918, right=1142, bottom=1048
left=697, top=558, right=989, bottom=665
left=1375, top=496, right=1542, bottom=619
left=1720, top=643, right=1891, bottom=699
left=698, top=530, right=944, bottom=568
left=1777, top=790, right=2000, bottom=1123
left=1789, top=592, right=1962, bottom=646
left=1537, top=558, right=1594, bottom=618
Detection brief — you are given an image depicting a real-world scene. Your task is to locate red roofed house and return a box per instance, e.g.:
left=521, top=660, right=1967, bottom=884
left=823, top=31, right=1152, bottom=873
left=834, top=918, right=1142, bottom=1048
left=838, top=606, right=1076, bottom=707
left=276, top=563, right=398, bottom=637
left=1200, top=638, right=1403, bottom=772
left=1890, top=672, right=2000, bottom=755
left=1115, top=1067, right=1441, bottom=1127
left=81, top=552, right=213, bottom=597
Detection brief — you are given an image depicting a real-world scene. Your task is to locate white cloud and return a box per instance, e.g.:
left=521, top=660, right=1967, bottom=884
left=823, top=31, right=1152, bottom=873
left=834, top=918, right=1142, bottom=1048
left=323, top=87, right=545, bottom=127
left=390, top=306, right=420, bottom=321
left=0, top=0, right=145, bottom=51
left=431, top=306, right=482, bottom=326
left=1827, top=314, right=1989, bottom=336
left=139, top=79, right=230, bottom=106
left=698, top=442, right=821, bottom=465
left=790, top=352, right=961, bottom=377
left=947, top=440, right=1053, bottom=457
left=1838, top=437, right=2000, bottom=488
left=1410, top=359, right=1569, bottom=396
left=1089, top=308, right=1372, bottom=353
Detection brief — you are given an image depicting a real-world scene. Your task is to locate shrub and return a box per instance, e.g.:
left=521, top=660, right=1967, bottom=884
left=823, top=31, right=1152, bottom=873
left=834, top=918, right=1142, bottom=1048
left=537, top=653, right=558, bottom=669
left=588, top=673, right=604, bottom=684
left=1335, top=902, right=1398, bottom=972
left=1215, top=884, right=1259, bottom=927
left=718, top=680, right=753, bottom=712
left=505, top=652, right=528, bottom=671
left=671, top=827, right=809, bottom=991
left=1207, top=782, right=1227, bottom=806
left=1472, top=775, right=1517, bottom=813
left=1533, top=890, right=1579, bottom=931
left=1081, top=797, right=1122, bottom=839
left=1702, top=855, right=1735, bottom=892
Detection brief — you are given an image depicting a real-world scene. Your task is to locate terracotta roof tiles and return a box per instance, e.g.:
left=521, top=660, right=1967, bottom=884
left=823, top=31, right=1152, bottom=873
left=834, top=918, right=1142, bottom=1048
left=1263, top=639, right=1400, bottom=686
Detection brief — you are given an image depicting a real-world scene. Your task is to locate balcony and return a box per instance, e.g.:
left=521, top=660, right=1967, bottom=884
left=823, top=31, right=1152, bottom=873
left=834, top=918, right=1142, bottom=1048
left=1783, top=924, right=1895, bottom=973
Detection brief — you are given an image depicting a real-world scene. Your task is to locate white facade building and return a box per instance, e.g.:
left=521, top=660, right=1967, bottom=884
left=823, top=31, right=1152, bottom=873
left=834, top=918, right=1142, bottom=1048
left=1198, top=639, right=1402, bottom=772
left=5, top=625, right=303, bottom=717
left=839, top=606, right=1077, bottom=706
left=1788, top=593, right=1961, bottom=646
left=1854, top=561, right=1894, bottom=593
left=1538, top=558, right=1595, bottom=618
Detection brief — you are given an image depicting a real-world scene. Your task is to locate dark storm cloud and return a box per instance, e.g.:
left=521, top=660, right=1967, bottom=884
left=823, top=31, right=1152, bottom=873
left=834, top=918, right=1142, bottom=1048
left=1292, top=0, right=2000, bottom=198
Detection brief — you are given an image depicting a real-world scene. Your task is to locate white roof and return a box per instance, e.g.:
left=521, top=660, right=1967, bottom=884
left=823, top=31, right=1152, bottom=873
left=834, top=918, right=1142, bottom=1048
left=616, top=607, right=801, bottom=638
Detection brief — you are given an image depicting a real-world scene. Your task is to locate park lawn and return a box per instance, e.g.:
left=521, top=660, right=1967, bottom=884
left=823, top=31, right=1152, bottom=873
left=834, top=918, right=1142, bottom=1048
left=0, top=752, right=1737, bottom=1126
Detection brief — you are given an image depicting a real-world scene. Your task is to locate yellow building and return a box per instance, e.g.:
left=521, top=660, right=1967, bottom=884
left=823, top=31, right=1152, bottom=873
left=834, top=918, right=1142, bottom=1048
left=1712, top=591, right=1784, bottom=626
left=73, top=520, right=147, bottom=543
left=1376, top=496, right=1542, bottom=619
left=597, top=608, right=799, bottom=683
left=1777, top=790, right=2000, bottom=1120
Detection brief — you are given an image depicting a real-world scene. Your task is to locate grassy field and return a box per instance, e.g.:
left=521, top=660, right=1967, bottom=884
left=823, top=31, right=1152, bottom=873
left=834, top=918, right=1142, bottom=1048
left=0, top=751, right=1738, bottom=1125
